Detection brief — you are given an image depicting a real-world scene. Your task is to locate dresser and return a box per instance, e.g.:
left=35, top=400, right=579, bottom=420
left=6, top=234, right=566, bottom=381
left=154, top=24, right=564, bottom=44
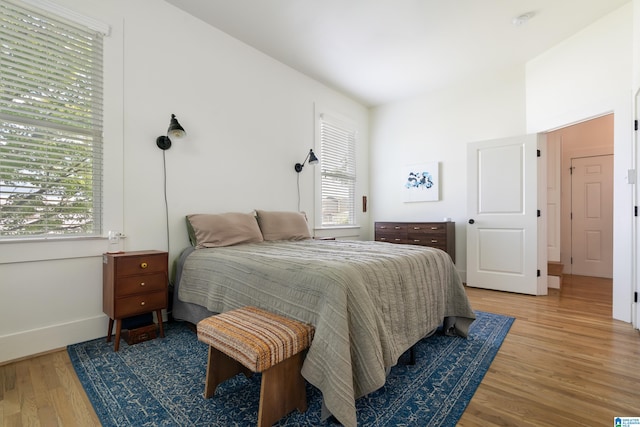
left=103, top=250, right=168, bottom=351
left=374, top=221, right=455, bottom=263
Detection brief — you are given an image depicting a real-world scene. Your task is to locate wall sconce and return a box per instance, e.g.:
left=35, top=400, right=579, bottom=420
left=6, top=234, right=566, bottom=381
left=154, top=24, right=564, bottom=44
left=294, top=149, right=319, bottom=173
left=156, top=114, right=186, bottom=150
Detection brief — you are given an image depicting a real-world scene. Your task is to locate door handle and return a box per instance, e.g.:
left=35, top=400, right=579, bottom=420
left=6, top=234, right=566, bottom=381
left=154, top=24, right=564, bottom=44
left=468, top=219, right=475, bottom=224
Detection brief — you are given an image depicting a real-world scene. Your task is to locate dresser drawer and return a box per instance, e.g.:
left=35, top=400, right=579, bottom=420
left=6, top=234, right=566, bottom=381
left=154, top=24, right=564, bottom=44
left=115, top=253, right=167, bottom=277
left=407, top=223, right=446, bottom=234
left=375, top=222, right=407, bottom=233
left=115, top=272, right=167, bottom=297
left=376, top=235, right=409, bottom=244
left=115, top=291, right=167, bottom=318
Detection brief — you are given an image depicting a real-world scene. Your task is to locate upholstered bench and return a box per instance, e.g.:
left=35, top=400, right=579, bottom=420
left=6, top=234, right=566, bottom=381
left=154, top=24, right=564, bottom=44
left=197, top=306, right=315, bottom=427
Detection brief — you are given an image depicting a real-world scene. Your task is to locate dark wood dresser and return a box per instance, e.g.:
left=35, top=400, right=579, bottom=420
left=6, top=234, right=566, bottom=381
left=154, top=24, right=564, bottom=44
left=374, top=221, right=455, bottom=262
left=103, top=250, right=168, bottom=351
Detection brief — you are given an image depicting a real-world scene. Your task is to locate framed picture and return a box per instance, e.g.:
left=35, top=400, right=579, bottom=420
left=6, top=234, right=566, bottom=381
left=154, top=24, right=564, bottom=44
left=402, top=162, right=440, bottom=202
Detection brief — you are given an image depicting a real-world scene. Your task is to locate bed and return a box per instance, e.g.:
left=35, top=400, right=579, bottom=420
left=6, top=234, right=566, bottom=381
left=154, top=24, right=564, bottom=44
left=172, top=210, right=476, bottom=427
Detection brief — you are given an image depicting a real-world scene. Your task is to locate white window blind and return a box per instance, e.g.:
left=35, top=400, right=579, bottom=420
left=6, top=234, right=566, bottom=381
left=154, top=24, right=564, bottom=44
left=319, top=115, right=356, bottom=226
left=0, top=0, right=104, bottom=238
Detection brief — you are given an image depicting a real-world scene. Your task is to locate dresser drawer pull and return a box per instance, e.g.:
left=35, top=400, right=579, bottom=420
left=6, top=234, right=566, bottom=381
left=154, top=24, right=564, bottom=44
left=140, top=262, right=148, bottom=269
left=431, top=227, right=438, bottom=230
left=413, top=227, right=421, bottom=230
left=394, top=226, right=401, bottom=230
left=140, top=301, right=146, bottom=306
left=394, top=238, right=402, bottom=241
left=413, top=239, right=421, bottom=242
left=380, top=226, right=387, bottom=229
left=431, top=239, right=438, bottom=243
left=379, top=237, right=387, bottom=241
left=140, top=282, right=146, bottom=287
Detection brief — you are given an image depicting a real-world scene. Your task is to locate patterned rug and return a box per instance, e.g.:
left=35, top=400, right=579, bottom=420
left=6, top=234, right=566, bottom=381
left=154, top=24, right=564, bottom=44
left=68, top=311, right=513, bottom=426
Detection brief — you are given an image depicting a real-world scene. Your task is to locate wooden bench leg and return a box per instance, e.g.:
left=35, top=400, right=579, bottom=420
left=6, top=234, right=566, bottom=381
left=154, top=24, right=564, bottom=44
left=204, top=346, right=253, bottom=398
left=258, top=352, right=307, bottom=427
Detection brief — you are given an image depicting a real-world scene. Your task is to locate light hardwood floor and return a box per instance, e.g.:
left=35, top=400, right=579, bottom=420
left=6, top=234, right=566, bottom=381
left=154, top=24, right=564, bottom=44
left=1, top=275, right=638, bottom=426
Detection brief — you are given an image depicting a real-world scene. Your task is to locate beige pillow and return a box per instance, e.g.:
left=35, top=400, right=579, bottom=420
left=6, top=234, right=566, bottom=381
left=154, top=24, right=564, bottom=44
left=186, top=212, right=263, bottom=249
left=255, top=210, right=311, bottom=241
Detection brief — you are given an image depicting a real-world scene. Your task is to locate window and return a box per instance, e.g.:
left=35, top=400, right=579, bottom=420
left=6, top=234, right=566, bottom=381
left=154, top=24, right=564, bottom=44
left=319, top=114, right=356, bottom=226
left=0, top=0, right=104, bottom=238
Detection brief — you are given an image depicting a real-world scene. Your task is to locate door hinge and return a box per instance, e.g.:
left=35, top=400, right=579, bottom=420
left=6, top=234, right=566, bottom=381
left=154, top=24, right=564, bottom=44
left=537, top=269, right=541, bottom=277
left=570, top=257, right=573, bottom=264
left=537, top=209, right=541, bottom=217
left=635, top=120, right=638, bottom=131
left=635, top=292, right=638, bottom=303
left=537, top=149, right=541, bottom=157
left=635, top=206, right=638, bottom=217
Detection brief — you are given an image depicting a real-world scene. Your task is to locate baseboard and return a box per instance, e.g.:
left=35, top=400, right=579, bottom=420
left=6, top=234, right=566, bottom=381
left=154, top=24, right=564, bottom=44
left=0, top=315, right=106, bottom=364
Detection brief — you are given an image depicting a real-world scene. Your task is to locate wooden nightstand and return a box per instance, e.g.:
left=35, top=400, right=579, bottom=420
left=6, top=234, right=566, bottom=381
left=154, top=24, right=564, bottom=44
left=102, top=250, right=168, bottom=351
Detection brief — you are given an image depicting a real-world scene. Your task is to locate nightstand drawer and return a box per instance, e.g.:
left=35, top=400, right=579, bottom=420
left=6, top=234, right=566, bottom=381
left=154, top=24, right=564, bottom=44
left=115, top=291, right=166, bottom=318
left=115, top=272, right=167, bottom=297
left=115, top=253, right=167, bottom=277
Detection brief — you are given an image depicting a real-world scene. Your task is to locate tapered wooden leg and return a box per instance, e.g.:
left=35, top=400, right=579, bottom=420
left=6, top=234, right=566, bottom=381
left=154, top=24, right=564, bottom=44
left=156, top=310, right=165, bottom=338
left=204, top=346, right=253, bottom=398
left=106, top=318, right=114, bottom=342
left=114, top=319, right=122, bottom=352
left=258, top=352, right=307, bottom=427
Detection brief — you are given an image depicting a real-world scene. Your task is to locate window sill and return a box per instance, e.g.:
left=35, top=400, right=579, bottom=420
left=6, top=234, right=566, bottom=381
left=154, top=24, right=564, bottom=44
left=0, top=236, right=111, bottom=264
left=313, top=225, right=361, bottom=239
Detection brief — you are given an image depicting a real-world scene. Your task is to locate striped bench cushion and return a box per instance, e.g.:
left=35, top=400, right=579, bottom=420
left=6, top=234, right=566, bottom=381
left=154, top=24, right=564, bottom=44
left=197, top=306, right=315, bottom=372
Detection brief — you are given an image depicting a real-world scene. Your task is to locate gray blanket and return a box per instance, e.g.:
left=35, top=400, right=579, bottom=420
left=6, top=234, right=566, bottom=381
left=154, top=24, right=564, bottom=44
left=177, top=239, right=475, bottom=427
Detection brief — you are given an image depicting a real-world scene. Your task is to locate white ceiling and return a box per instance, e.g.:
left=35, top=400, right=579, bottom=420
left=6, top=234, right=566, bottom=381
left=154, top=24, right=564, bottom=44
left=164, top=0, right=630, bottom=107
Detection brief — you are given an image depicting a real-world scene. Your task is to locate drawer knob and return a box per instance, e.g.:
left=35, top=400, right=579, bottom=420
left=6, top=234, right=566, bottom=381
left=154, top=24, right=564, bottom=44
left=394, top=238, right=401, bottom=241
left=140, top=282, right=146, bottom=287
left=380, top=237, right=387, bottom=241
left=140, top=301, right=145, bottom=306
left=413, top=227, right=420, bottom=230
left=413, top=239, right=420, bottom=242
left=431, top=239, right=438, bottom=243
left=431, top=227, right=438, bottom=230
left=394, top=226, right=401, bottom=229
left=140, top=262, right=148, bottom=269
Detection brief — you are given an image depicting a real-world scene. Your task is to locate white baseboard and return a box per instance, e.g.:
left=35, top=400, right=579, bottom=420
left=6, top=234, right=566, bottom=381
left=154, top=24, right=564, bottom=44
left=548, top=275, right=561, bottom=289
left=0, top=315, right=106, bottom=364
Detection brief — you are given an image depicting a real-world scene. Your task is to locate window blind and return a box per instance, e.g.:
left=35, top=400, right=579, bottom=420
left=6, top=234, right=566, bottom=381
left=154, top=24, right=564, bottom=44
left=319, top=116, right=356, bottom=226
left=0, top=0, right=104, bottom=238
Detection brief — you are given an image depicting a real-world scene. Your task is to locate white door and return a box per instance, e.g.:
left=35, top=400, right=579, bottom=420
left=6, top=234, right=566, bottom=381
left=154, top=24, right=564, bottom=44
left=570, top=155, right=613, bottom=278
left=467, top=134, right=547, bottom=295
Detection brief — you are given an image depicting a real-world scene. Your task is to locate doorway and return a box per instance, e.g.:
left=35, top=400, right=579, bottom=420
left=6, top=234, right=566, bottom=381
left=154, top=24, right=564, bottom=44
left=547, top=114, right=614, bottom=281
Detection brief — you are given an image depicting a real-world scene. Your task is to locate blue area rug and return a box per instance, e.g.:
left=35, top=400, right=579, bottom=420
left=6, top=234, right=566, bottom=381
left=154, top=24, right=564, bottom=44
left=68, top=311, right=513, bottom=426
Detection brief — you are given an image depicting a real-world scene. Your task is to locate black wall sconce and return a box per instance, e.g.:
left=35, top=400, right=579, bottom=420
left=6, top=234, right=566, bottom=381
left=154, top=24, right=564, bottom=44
left=294, top=149, right=319, bottom=172
left=156, top=114, right=186, bottom=150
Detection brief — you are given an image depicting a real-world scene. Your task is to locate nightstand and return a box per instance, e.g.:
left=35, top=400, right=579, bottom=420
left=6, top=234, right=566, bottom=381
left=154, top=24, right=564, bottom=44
left=102, top=250, right=168, bottom=351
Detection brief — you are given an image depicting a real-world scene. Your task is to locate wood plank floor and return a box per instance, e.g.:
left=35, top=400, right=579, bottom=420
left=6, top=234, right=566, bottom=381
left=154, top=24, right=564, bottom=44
left=1, top=274, right=638, bottom=426
left=459, top=275, right=640, bottom=426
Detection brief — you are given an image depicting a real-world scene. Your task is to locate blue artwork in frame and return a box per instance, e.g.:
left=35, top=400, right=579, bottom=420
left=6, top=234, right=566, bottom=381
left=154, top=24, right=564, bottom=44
left=402, top=162, right=440, bottom=202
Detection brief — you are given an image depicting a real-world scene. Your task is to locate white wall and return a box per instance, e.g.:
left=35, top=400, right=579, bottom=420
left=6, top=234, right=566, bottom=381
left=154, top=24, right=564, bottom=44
left=0, top=0, right=369, bottom=363
left=370, top=66, right=527, bottom=277
left=526, top=3, right=633, bottom=322
left=370, top=2, right=635, bottom=323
